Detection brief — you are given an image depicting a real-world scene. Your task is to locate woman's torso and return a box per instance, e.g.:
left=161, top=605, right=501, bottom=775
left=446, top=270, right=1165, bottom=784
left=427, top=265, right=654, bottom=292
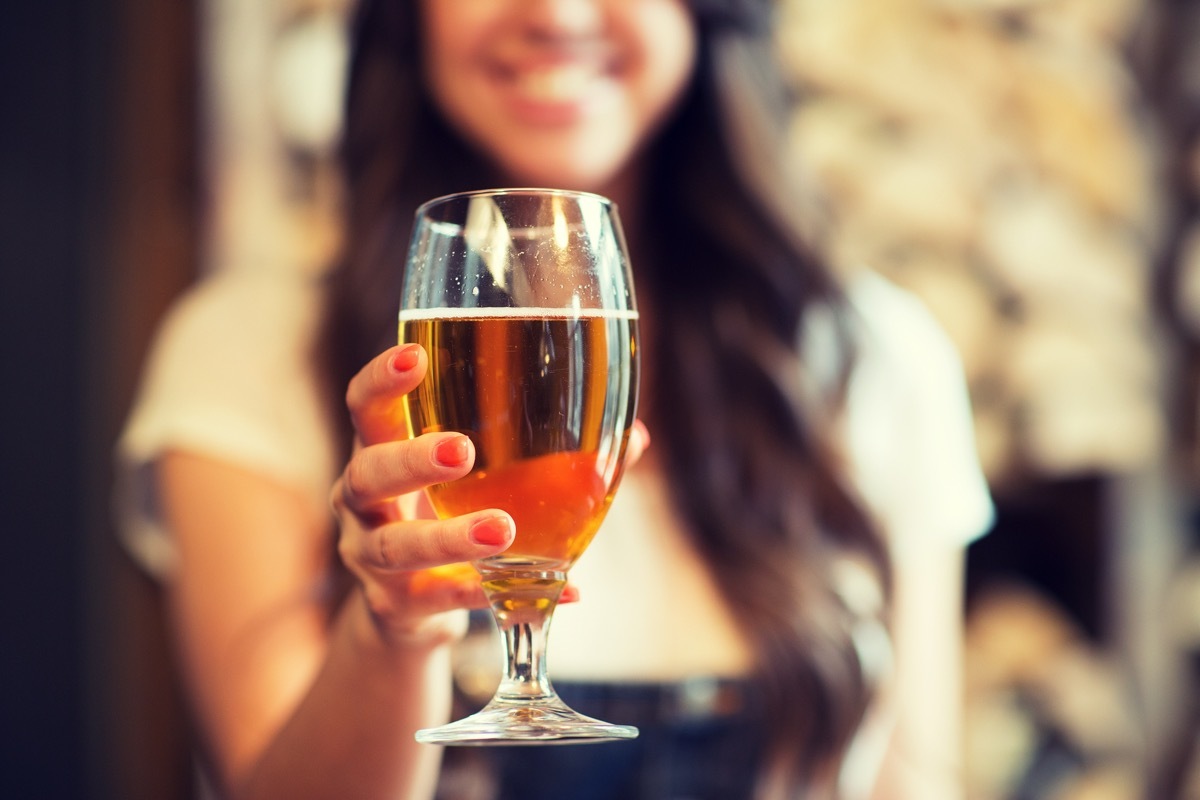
left=550, top=455, right=756, bottom=682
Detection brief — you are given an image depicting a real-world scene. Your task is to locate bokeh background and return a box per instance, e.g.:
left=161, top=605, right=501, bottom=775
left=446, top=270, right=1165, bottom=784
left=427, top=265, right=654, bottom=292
left=4, top=0, right=1200, bottom=797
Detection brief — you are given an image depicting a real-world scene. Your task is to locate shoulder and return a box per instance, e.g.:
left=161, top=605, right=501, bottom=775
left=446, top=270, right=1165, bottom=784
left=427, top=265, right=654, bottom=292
left=835, top=270, right=995, bottom=553
left=121, top=268, right=338, bottom=514
left=118, top=267, right=339, bottom=578
left=138, top=267, right=328, bottom=409
left=158, top=266, right=324, bottom=350
left=131, top=264, right=332, bottom=447
left=844, top=270, right=962, bottom=377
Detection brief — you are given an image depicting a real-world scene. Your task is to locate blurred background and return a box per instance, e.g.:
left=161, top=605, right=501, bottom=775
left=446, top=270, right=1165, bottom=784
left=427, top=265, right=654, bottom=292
left=4, top=0, right=1200, bottom=797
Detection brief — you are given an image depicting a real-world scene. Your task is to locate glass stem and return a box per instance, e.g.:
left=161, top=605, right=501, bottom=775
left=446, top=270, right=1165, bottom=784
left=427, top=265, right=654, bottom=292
left=484, top=570, right=566, bottom=704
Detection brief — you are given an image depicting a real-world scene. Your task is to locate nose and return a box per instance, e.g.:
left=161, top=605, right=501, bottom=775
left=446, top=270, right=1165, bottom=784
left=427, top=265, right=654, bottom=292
left=521, top=0, right=604, bottom=37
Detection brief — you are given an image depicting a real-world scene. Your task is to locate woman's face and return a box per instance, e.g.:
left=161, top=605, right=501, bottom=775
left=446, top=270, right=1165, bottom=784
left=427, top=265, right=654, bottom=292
left=420, top=0, right=697, bottom=195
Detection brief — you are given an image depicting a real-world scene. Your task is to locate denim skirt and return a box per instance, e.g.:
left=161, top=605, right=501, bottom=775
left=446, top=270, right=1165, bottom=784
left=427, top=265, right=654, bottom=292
left=437, top=677, right=768, bottom=800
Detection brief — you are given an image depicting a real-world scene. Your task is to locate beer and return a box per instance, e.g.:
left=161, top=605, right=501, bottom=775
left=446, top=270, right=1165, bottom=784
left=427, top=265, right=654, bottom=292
left=399, top=308, right=639, bottom=573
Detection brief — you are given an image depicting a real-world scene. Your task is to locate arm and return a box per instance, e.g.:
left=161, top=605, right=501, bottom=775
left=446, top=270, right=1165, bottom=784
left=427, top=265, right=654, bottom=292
left=835, top=273, right=991, bottom=799
left=159, top=344, right=513, bottom=799
left=866, top=541, right=968, bottom=800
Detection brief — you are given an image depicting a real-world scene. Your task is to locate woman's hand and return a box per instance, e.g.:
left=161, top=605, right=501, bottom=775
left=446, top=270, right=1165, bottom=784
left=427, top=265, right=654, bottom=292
left=330, top=343, right=650, bottom=651
left=330, top=343, right=514, bottom=648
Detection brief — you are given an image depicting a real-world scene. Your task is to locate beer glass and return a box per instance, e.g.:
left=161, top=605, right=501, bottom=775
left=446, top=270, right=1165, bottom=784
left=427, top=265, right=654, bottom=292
left=400, top=188, right=640, bottom=744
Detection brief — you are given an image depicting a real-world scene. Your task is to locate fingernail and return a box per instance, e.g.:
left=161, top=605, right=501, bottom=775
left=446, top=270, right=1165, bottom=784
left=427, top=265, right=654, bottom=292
left=391, top=345, right=420, bottom=373
left=433, top=435, right=470, bottom=467
left=631, top=420, right=651, bottom=449
left=469, top=515, right=513, bottom=547
left=561, top=585, right=580, bottom=603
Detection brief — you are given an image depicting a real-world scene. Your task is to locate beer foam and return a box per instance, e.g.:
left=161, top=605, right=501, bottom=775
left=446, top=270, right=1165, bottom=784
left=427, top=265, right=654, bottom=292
left=398, top=306, right=639, bottom=322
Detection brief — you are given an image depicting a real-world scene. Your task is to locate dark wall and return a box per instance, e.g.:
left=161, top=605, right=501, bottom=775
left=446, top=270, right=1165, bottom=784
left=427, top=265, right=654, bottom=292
left=0, top=2, right=101, bottom=796
left=0, top=1, right=199, bottom=797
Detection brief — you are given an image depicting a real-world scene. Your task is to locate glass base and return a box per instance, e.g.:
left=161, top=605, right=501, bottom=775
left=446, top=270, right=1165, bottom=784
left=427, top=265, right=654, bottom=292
left=415, top=696, right=639, bottom=746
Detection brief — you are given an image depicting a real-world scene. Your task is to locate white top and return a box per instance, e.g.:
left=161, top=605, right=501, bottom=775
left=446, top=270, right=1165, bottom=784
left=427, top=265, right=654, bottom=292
left=839, top=270, right=996, bottom=557
left=117, top=267, right=340, bottom=578
left=116, top=267, right=994, bottom=669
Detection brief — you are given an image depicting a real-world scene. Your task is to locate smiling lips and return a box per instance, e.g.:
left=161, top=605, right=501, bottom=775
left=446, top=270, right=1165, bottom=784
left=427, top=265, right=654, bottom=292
left=491, top=56, right=621, bottom=125
left=514, top=62, right=604, bottom=103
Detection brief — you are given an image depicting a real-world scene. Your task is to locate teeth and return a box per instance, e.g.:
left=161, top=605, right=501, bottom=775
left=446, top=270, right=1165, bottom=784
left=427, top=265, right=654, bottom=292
left=516, top=64, right=598, bottom=101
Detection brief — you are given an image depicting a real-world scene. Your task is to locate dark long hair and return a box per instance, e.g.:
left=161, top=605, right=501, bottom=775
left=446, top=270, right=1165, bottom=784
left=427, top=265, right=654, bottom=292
left=319, top=0, right=890, bottom=792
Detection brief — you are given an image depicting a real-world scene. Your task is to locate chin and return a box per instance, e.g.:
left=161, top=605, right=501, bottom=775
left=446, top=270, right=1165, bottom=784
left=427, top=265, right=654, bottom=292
left=496, top=143, right=628, bottom=194
left=508, top=166, right=620, bottom=195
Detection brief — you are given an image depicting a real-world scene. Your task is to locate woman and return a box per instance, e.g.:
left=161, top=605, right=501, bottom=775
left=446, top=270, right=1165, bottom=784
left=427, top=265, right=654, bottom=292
left=118, top=0, right=993, bottom=798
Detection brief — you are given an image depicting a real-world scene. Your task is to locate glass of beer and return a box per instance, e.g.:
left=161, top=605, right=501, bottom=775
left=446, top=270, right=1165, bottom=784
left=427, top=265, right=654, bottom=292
left=400, top=188, right=640, bottom=744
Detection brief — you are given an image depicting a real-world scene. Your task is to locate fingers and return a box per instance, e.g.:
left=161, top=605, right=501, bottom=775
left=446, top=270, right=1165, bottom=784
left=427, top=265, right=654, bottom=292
left=627, top=419, right=651, bottom=467
left=362, top=565, right=489, bottom=626
left=333, top=432, right=475, bottom=522
left=335, top=497, right=513, bottom=646
left=357, top=570, right=581, bottom=648
left=346, top=344, right=427, bottom=446
left=335, top=345, right=508, bottom=647
left=334, top=343, right=607, bottom=648
left=344, top=511, right=515, bottom=574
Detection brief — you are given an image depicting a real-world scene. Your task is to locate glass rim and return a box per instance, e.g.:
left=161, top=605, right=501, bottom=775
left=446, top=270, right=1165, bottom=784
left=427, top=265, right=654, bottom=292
left=414, top=187, right=615, bottom=219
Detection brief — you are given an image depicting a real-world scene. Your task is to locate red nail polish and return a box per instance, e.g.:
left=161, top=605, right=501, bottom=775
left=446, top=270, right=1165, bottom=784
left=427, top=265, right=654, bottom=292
left=391, top=345, right=420, bottom=373
left=469, top=516, right=513, bottom=546
left=433, top=435, right=470, bottom=467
